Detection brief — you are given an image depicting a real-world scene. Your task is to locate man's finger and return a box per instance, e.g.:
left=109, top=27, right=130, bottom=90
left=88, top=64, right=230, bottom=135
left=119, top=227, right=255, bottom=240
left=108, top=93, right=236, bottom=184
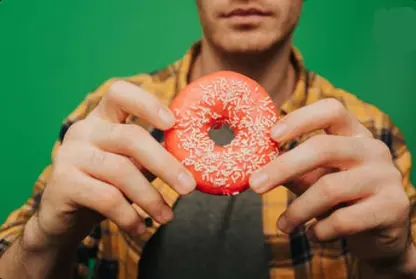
left=66, top=144, right=174, bottom=225
left=276, top=167, right=377, bottom=234
left=68, top=168, right=146, bottom=236
left=270, top=98, right=373, bottom=143
left=286, top=167, right=336, bottom=196
left=306, top=197, right=388, bottom=242
left=90, top=121, right=196, bottom=195
left=89, top=80, right=176, bottom=130
left=249, top=135, right=377, bottom=193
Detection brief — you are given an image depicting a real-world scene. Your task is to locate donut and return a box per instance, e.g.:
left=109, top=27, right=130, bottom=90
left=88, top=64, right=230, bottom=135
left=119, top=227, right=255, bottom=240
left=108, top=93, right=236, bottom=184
left=165, top=71, right=280, bottom=196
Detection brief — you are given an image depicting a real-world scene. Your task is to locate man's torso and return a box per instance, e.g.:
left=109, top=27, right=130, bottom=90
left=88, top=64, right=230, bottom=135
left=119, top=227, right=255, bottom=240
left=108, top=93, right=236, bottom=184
left=9, top=43, right=405, bottom=279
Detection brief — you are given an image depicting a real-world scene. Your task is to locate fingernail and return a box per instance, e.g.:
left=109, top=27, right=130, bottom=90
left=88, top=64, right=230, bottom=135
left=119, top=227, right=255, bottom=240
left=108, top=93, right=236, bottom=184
left=177, top=171, right=196, bottom=193
left=271, top=124, right=287, bottom=141
left=249, top=171, right=268, bottom=189
left=158, top=107, right=175, bottom=127
left=277, top=215, right=289, bottom=234
left=137, top=223, right=147, bottom=235
left=161, top=206, right=173, bottom=223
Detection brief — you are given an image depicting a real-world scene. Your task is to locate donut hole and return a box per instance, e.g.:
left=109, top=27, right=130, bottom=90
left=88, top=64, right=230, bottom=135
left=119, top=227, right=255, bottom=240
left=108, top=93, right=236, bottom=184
left=208, top=122, right=235, bottom=147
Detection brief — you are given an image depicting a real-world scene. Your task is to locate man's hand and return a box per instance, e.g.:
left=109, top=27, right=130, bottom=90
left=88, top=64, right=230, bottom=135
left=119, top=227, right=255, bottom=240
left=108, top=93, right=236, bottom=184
left=249, top=98, right=415, bottom=276
left=0, top=80, right=197, bottom=279
left=32, top=80, right=197, bottom=246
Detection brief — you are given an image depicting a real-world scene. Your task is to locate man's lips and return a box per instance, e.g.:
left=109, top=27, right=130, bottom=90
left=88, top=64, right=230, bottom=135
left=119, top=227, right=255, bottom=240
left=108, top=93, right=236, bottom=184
left=221, top=7, right=272, bottom=18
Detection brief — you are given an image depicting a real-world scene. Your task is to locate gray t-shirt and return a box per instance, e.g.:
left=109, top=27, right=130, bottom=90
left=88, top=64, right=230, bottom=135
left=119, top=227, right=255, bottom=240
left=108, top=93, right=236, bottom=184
left=138, top=128, right=271, bottom=279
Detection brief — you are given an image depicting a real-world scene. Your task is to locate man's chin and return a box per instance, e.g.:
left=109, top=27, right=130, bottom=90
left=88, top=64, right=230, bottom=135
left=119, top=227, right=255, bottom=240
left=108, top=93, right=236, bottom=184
left=211, top=34, right=278, bottom=55
left=222, top=45, right=269, bottom=55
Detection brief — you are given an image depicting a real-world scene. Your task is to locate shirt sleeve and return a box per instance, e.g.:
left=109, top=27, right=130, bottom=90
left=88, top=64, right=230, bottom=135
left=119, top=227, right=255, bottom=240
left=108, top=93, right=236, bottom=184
left=386, top=120, right=416, bottom=246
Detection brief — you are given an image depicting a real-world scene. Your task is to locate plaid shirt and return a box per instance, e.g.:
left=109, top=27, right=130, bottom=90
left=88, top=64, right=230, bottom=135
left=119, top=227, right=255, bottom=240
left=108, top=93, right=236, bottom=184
left=1, top=42, right=415, bottom=279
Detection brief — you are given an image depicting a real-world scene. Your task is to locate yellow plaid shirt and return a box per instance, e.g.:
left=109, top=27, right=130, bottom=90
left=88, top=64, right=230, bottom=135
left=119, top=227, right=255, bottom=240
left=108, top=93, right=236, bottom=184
left=1, top=42, right=415, bottom=279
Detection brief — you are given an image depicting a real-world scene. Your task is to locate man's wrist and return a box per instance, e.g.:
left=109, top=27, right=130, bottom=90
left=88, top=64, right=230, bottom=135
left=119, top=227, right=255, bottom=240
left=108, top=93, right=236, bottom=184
left=21, top=214, right=78, bottom=254
left=361, top=242, right=416, bottom=278
left=0, top=215, right=79, bottom=279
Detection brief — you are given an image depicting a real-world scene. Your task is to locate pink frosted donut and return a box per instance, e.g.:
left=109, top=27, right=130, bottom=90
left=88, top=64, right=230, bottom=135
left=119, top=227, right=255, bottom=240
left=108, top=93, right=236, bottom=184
left=165, top=71, right=280, bottom=196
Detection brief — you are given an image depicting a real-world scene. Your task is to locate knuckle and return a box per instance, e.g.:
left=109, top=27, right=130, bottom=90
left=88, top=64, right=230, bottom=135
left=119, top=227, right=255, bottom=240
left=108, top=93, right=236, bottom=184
left=389, top=191, right=410, bottom=221
left=51, top=164, right=70, bottom=182
left=109, top=79, right=126, bottom=89
left=54, top=143, right=83, bottom=167
left=388, top=228, right=402, bottom=241
left=50, top=165, right=77, bottom=193
left=350, top=136, right=370, bottom=153
left=277, top=114, right=291, bottom=126
left=119, top=214, right=141, bottom=233
left=382, top=228, right=405, bottom=250
left=319, top=175, right=338, bottom=200
left=107, top=79, right=125, bottom=101
left=308, top=135, right=333, bottom=160
left=116, top=124, right=147, bottom=147
left=365, top=208, right=381, bottom=228
left=399, top=193, right=411, bottom=214
left=55, top=142, right=93, bottom=168
left=88, top=148, right=108, bottom=166
left=144, top=198, right=165, bottom=214
left=104, top=123, right=122, bottom=143
left=306, top=136, right=320, bottom=152
left=125, top=221, right=141, bottom=234
left=55, top=142, right=82, bottom=162
left=64, top=120, right=91, bottom=140
left=133, top=183, right=162, bottom=205
left=386, top=167, right=403, bottom=185
left=54, top=145, right=70, bottom=164
left=358, top=125, right=374, bottom=138
left=126, top=124, right=147, bottom=139
left=96, top=186, right=123, bottom=212
left=107, top=80, right=151, bottom=113
left=112, top=157, right=136, bottom=179
left=330, top=212, right=348, bottom=234
left=372, top=139, right=392, bottom=160
left=324, top=98, right=347, bottom=119
left=309, top=134, right=329, bottom=147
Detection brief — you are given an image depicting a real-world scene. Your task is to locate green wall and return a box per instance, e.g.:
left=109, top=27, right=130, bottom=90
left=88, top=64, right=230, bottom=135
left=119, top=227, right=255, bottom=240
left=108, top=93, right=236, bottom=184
left=1, top=0, right=415, bottom=223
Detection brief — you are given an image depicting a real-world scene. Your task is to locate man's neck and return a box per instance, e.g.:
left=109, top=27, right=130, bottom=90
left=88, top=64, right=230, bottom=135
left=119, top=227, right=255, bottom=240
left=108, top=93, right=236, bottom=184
left=189, top=38, right=297, bottom=108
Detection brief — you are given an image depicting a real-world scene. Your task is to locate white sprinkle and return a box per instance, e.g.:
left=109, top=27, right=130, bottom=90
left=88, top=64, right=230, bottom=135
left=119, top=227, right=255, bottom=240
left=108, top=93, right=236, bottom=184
left=173, top=76, right=278, bottom=189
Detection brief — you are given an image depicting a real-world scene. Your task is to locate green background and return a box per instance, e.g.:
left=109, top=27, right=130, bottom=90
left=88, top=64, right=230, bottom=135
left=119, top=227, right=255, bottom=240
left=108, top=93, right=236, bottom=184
left=1, top=0, right=415, bottom=223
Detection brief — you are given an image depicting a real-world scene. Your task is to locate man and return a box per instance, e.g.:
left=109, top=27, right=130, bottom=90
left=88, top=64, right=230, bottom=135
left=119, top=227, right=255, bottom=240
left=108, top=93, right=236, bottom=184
left=0, top=0, right=415, bottom=278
